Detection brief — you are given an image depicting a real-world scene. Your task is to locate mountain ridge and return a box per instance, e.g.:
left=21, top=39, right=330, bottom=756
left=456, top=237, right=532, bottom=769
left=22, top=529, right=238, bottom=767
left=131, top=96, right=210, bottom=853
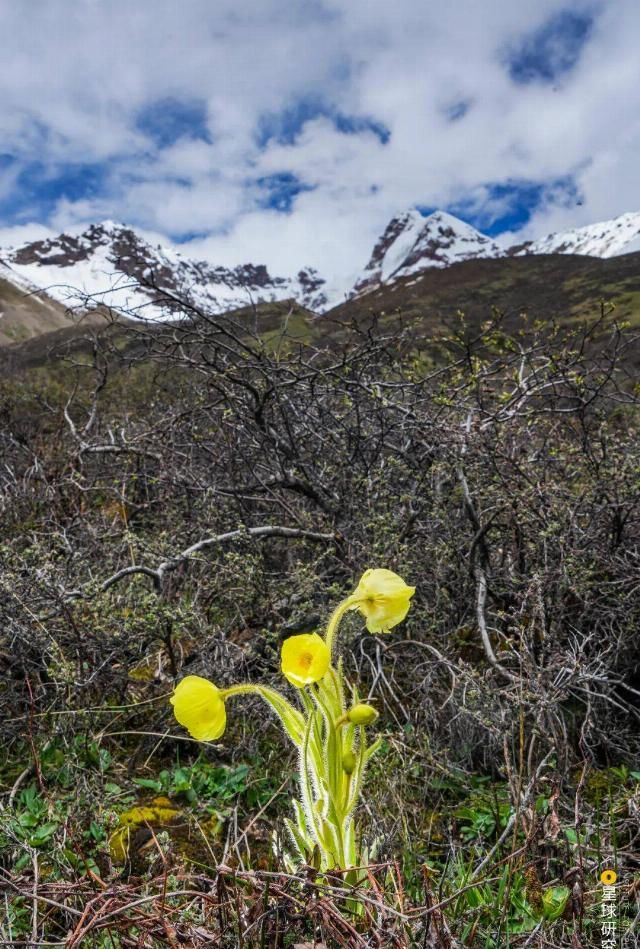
left=508, top=210, right=640, bottom=258
left=2, top=208, right=640, bottom=343
left=351, top=210, right=504, bottom=296
left=0, top=221, right=330, bottom=324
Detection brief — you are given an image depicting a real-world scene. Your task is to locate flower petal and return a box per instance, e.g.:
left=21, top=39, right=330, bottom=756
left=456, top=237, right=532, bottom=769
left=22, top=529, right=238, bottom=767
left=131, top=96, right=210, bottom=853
left=352, top=568, right=415, bottom=633
left=281, top=632, right=330, bottom=687
left=170, top=675, right=226, bottom=741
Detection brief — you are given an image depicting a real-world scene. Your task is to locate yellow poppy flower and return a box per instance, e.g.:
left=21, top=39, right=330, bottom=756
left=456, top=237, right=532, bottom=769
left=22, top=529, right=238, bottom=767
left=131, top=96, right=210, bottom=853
left=170, top=675, right=226, bottom=741
left=281, top=633, right=330, bottom=687
left=350, top=568, right=415, bottom=633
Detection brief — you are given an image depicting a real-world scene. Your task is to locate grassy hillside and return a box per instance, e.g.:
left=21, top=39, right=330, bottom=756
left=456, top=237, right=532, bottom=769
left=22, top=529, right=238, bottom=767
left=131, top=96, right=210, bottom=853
left=326, top=251, right=640, bottom=336
left=5, top=251, right=640, bottom=358
left=0, top=274, right=79, bottom=345
left=0, top=271, right=123, bottom=348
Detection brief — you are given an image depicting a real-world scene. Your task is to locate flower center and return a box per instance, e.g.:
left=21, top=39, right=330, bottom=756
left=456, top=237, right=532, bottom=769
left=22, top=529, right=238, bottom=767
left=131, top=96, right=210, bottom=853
left=298, top=652, right=314, bottom=671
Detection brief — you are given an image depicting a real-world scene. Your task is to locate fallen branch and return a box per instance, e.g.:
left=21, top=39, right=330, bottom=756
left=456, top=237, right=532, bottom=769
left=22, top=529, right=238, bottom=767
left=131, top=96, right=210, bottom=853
left=67, top=525, right=336, bottom=597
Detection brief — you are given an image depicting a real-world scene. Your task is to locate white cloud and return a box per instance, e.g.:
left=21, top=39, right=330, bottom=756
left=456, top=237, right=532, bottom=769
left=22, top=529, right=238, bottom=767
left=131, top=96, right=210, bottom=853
left=0, top=0, right=639, bottom=284
left=0, top=222, right=56, bottom=249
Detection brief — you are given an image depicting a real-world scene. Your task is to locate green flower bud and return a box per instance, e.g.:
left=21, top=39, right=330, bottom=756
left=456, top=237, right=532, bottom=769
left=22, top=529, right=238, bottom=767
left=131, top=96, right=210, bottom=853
left=342, top=751, right=356, bottom=774
left=347, top=703, right=379, bottom=726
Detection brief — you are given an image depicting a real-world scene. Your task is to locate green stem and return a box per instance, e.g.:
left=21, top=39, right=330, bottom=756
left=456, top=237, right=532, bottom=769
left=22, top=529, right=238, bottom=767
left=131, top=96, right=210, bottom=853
left=221, top=683, right=305, bottom=746
left=300, top=690, right=324, bottom=787
left=300, top=711, right=325, bottom=849
left=329, top=664, right=345, bottom=710
left=318, top=689, right=342, bottom=806
left=324, top=596, right=357, bottom=661
left=344, top=725, right=367, bottom=819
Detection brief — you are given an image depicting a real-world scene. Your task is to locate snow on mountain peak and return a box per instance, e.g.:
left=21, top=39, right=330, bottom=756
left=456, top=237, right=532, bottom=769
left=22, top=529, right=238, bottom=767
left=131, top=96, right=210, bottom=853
left=96, top=219, right=125, bottom=232
left=403, top=210, right=503, bottom=271
left=4, top=207, right=640, bottom=328
left=349, top=207, right=640, bottom=300
left=351, top=208, right=503, bottom=296
left=510, top=210, right=640, bottom=259
left=1, top=222, right=330, bottom=319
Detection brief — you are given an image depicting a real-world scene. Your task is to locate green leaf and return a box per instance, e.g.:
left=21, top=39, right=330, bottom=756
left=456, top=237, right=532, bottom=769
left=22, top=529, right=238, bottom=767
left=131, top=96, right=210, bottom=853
left=28, top=822, right=58, bottom=846
left=63, top=848, right=81, bottom=868
left=41, top=747, right=65, bottom=770
left=171, top=767, right=192, bottom=793
left=88, top=821, right=105, bottom=842
left=14, top=853, right=31, bottom=872
left=133, top=778, right=163, bottom=791
left=542, top=885, right=570, bottom=921
left=535, top=795, right=550, bottom=815
left=292, top=799, right=308, bottom=837
left=284, top=817, right=310, bottom=861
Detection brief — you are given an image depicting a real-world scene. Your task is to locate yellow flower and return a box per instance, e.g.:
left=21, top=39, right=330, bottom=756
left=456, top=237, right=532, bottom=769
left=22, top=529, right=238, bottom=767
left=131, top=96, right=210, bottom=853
left=350, top=568, right=415, bottom=633
left=281, top=633, right=330, bottom=687
left=170, top=675, right=226, bottom=741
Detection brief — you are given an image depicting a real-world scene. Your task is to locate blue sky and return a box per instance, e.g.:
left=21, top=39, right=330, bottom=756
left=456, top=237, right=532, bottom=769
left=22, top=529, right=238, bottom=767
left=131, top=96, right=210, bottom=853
left=0, top=0, right=638, bottom=284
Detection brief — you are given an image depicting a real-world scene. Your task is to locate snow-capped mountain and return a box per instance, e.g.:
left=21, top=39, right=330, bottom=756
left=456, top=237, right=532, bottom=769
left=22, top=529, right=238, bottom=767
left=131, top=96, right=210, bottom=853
left=0, top=221, right=329, bottom=320
left=508, top=211, right=640, bottom=259
left=351, top=210, right=504, bottom=296
left=348, top=208, right=640, bottom=299
left=3, top=208, right=640, bottom=335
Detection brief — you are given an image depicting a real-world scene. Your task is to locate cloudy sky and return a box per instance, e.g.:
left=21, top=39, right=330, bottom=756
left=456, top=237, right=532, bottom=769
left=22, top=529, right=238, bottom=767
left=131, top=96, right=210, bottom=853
left=1, top=0, right=639, bottom=286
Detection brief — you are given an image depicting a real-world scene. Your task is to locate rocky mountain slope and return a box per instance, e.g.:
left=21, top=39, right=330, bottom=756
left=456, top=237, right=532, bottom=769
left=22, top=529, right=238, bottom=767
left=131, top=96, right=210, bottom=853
left=328, top=250, right=640, bottom=361
left=0, top=222, right=329, bottom=323
left=3, top=208, right=640, bottom=346
left=0, top=261, right=94, bottom=346
left=508, top=210, right=640, bottom=259
left=351, top=210, right=504, bottom=296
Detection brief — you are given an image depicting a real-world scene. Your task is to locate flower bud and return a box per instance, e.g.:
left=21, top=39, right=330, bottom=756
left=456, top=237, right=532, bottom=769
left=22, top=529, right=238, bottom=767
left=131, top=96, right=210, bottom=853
left=342, top=751, right=356, bottom=774
left=347, top=703, right=379, bottom=726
